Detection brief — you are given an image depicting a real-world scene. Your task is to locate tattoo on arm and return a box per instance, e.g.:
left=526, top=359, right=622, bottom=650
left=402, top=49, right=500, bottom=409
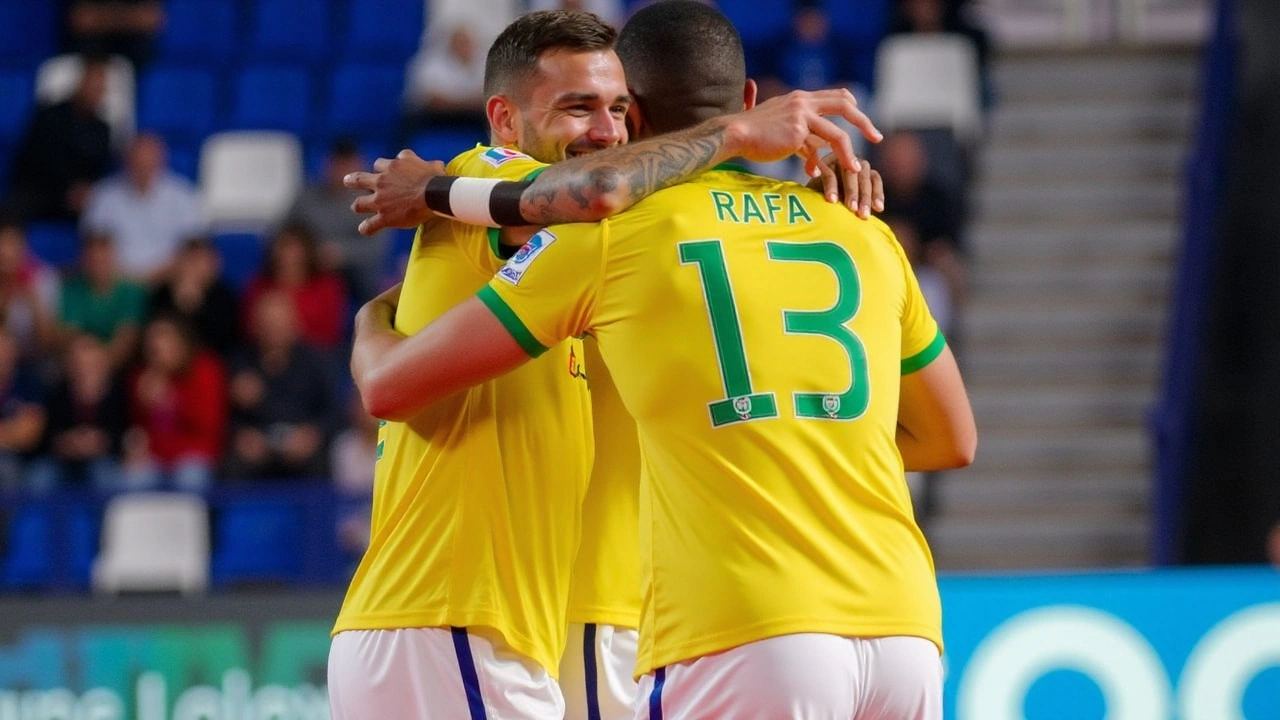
left=519, top=122, right=729, bottom=225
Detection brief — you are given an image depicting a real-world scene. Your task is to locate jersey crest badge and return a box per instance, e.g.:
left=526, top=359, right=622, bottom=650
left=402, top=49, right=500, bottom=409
left=498, top=230, right=557, bottom=285
left=481, top=146, right=529, bottom=167
left=822, top=394, right=841, bottom=418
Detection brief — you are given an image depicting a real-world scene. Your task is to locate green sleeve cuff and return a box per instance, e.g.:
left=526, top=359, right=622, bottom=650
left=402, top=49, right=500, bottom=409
left=476, top=286, right=549, bottom=358
left=901, top=328, right=946, bottom=374
left=523, top=166, right=547, bottom=182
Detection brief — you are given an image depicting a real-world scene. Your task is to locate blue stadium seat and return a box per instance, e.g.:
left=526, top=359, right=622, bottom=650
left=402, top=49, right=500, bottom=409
left=211, top=500, right=304, bottom=584
left=67, top=502, right=101, bottom=589
left=211, top=232, right=264, bottom=292
left=406, top=127, right=486, bottom=165
left=342, top=0, right=424, bottom=62
left=0, top=71, right=34, bottom=147
left=0, top=1, right=58, bottom=67
left=229, top=65, right=312, bottom=136
left=1, top=505, right=53, bottom=589
left=827, top=0, right=889, bottom=41
left=167, top=142, right=200, bottom=182
left=137, top=66, right=219, bottom=144
left=715, top=0, right=791, bottom=55
left=324, top=64, right=405, bottom=141
left=247, top=0, right=329, bottom=65
left=25, top=222, right=80, bottom=268
left=158, top=0, right=239, bottom=64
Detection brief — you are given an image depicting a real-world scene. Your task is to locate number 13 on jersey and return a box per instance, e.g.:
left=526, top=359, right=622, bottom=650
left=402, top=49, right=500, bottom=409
left=679, top=239, right=871, bottom=428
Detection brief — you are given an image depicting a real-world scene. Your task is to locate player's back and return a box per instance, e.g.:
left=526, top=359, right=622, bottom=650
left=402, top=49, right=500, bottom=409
left=590, top=165, right=946, bottom=673
left=334, top=147, right=594, bottom=674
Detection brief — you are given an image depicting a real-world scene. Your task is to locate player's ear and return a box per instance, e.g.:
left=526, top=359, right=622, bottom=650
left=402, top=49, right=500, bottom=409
left=742, top=79, right=758, bottom=111
left=487, top=95, right=519, bottom=145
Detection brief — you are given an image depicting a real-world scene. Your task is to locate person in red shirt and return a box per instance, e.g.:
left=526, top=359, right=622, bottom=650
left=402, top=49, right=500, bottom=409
left=242, top=223, right=348, bottom=353
left=122, top=313, right=226, bottom=491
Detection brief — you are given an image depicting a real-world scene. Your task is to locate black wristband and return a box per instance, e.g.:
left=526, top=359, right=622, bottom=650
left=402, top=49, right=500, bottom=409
left=424, top=175, right=457, bottom=217
left=490, top=181, right=531, bottom=226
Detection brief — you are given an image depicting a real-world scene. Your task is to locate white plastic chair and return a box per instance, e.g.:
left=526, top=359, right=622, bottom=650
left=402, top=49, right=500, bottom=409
left=874, top=34, right=983, bottom=146
left=91, top=492, right=210, bottom=595
left=199, top=130, right=304, bottom=232
left=35, top=53, right=136, bottom=151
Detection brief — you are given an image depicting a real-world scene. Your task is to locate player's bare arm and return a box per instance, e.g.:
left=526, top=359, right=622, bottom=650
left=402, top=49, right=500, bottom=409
left=358, top=298, right=528, bottom=421
left=345, top=88, right=879, bottom=234
left=896, top=345, right=977, bottom=471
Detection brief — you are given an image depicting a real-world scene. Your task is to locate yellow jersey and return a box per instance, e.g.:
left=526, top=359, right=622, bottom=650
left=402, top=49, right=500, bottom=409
left=333, top=146, right=593, bottom=674
left=478, top=164, right=947, bottom=676
left=568, top=339, right=642, bottom=629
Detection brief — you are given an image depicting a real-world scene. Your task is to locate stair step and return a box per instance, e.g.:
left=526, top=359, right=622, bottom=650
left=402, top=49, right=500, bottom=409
left=962, top=304, right=1165, bottom=348
left=976, top=183, right=1181, bottom=222
left=969, top=386, right=1154, bottom=430
left=937, top=473, right=1150, bottom=519
left=972, top=263, right=1171, bottom=301
left=981, top=139, right=1187, bottom=184
left=966, top=429, right=1149, bottom=473
left=993, top=50, right=1199, bottom=103
left=931, top=515, right=1152, bottom=571
left=959, top=346, right=1163, bottom=388
left=989, top=100, right=1196, bottom=143
left=970, top=224, right=1176, bottom=266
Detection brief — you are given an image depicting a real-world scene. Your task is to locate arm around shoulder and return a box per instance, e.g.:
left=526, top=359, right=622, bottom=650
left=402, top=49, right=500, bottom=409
left=896, top=344, right=977, bottom=471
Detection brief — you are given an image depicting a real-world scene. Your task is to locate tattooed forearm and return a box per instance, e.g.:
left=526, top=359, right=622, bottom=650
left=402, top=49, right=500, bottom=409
left=518, top=119, right=732, bottom=225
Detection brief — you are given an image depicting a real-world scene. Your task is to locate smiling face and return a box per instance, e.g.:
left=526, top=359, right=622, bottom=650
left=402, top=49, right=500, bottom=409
left=489, top=48, right=631, bottom=163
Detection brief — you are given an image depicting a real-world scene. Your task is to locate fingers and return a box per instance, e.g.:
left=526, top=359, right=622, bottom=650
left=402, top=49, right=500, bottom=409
left=806, top=114, right=860, bottom=175
left=870, top=169, right=885, bottom=213
left=804, top=88, right=883, bottom=145
left=351, top=193, right=378, bottom=215
left=372, top=156, right=394, bottom=172
left=840, top=159, right=860, bottom=215
left=856, top=162, right=873, bottom=219
left=358, top=214, right=388, bottom=236
left=814, top=147, right=839, bottom=203
left=343, top=171, right=375, bottom=191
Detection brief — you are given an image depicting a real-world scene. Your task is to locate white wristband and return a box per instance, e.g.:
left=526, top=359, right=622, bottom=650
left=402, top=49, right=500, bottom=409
left=447, top=177, right=503, bottom=227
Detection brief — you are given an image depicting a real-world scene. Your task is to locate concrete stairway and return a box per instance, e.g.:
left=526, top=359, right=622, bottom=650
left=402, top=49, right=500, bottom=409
left=927, top=46, right=1200, bottom=570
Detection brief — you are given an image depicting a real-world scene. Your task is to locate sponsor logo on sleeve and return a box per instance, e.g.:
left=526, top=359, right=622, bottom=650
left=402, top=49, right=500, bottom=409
left=481, top=146, right=529, bottom=167
left=497, top=230, right=556, bottom=285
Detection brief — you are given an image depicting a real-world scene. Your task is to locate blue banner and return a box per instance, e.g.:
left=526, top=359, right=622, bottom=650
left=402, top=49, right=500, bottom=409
left=940, top=568, right=1280, bottom=720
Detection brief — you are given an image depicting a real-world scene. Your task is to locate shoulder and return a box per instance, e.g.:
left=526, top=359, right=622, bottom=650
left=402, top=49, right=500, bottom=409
left=447, top=145, right=547, bottom=181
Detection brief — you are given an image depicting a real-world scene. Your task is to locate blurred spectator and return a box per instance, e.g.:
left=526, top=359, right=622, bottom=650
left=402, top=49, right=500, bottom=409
left=401, top=18, right=491, bottom=143
left=0, top=328, right=45, bottom=493
left=25, top=334, right=127, bottom=493
left=65, top=0, right=165, bottom=71
left=81, top=133, right=207, bottom=285
left=883, top=213, right=952, bottom=335
left=878, top=130, right=967, bottom=314
left=332, top=396, right=379, bottom=558
left=0, top=217, right=61, bottom=360
left=148, top=238, right=240, bottom=357
left=526, top=0, right=623, bottom=25
left=122, top=314, right=226, bottom=491
left=286, top=139, right=388, bottom=304
left=242, top=223, right=348, bottom=354
left=759, top=0, right=858, bottom=99
left=58, top=231, right=147, bottom=367
left=4, top=54, right=113, bottom=222
left=225, top=292, right=338, bottom=481
left=1269, top=521, right=1280, bottom=568
left=892, top=0, right=993, bottom=111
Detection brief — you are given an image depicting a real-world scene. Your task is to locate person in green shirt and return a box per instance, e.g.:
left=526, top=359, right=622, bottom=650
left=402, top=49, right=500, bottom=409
left=59, top=231, right=147, bottom=367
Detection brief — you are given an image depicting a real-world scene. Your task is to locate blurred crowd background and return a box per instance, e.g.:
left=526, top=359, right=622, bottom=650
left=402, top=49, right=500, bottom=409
left=0, top=0, right=1275, bottom=596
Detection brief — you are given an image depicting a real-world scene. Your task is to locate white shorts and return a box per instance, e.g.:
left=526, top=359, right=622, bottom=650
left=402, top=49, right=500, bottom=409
left=328, top=627, right=565, bottom=720
left=634, top=634, right=942, bottom=720
left=560, top=623, right=640, bottom=720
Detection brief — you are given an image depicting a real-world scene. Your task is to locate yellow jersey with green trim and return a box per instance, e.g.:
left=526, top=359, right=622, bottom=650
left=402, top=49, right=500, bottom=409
left=332, top=145, right=593, bottom=675
left=567, top=338, right=642, bottom=629
left=477, top=165, right=947, bottom=676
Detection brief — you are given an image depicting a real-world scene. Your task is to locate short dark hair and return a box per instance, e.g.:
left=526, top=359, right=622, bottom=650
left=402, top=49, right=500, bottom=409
left=616, top=1, right=746, bottom=135
left=484, top=10, right=618, bottom=98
